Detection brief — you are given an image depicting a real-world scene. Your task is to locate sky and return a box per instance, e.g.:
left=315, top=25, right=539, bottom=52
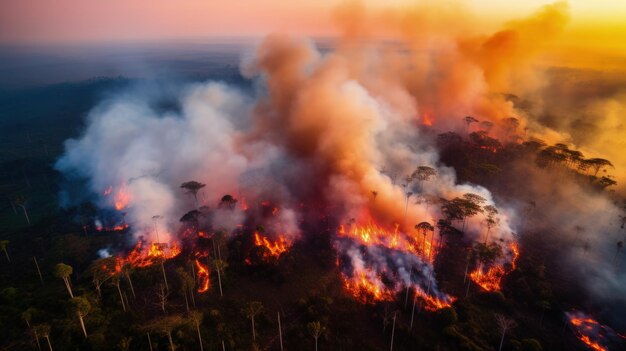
left=0, top=1, right=623, bottom=40
left=1, top=0, right=625, bottom=69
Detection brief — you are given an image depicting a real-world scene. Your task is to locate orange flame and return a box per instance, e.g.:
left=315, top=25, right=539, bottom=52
left=122, top=241, right=181, bottom=268
left=253, top=231, right=289, bottom=258
left=337, top=221, right=453, bottom=310
left=470, top=243, right=519, bottom=292
left=195, top=259, right=210, bottom=293
left=422, top=112, right=434, bottom=126
left=114, top=186, right=131, bottom=210
left=567, top=312, right=611, bottom=351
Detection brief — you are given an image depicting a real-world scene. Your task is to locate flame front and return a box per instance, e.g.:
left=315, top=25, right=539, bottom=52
left=567, top=311, right=612, bottom=351
left=336, top=221, right=454, bottom=310
left=470, top=243, right=519, bottom=292
left=253, top=231, right=289, bottom=258
left=122, top=241, right=181, bottom=268
left=195, top=259, right=210, bottom=293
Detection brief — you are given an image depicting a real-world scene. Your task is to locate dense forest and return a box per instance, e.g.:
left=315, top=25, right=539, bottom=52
left=1, top=80, right=624, bottom=351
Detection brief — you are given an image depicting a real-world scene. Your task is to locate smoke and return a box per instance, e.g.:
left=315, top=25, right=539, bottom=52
left=55, top=0, right=625, bottom=324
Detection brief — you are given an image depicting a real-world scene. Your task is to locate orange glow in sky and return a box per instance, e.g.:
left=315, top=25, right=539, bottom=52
left=1, top=0, right=625, bottom=68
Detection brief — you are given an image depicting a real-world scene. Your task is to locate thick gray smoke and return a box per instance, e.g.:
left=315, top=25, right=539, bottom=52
left=56, top=35, right=516, bottom=304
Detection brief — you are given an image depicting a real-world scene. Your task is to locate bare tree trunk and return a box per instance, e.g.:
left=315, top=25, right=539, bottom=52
left=34, top=330, right=42, bottom=351
left=251, top=316, right=256, bottom=341
left=221, top=340, right=226, bottom=351
left=78, top=313, right=87, bottom=337
left=410, top=294, right=417, bottom=330
left=190, top=262, right=196, bottom=284
left=189, top=287, right=196, bottom=308
left=3, top=247, right=10, bottom=262
left=498, top=330, right=506, bottom=351
left=45, top=336, right=53, bottom=351
left=19, top=205, right=30, bottom=225
left=125, top=272, right=136, bottom=299
left=216, top=264, right=223, bottom=297
left=116, top=283, right=127, bottom=312
left=167, top=331, right=175, bottom=351
left=161, top=261, right=169, bottom=294
left=33, top=256, right=44, bottom=285
left=315, top=336, right=318, bottom=351
left=147, top=332, right=153, bottom=351
left=196, top=322, right=204, bottom=351
left=404, top=286, right=409, bottom=310
left=390, top=312, right=397, bottom=351
left=278, top=312, right=283, bottom=351
left=63, top=277, right=74, bottom=298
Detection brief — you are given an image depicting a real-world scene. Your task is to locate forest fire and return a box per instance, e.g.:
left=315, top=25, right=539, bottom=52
left=102, top=185, right=131, bottom=210
left=195, top=259, right=210, bottom=293
left=336, top=221, right=454, bottom=310
left=566, top=311, right=617, bottom=351
left=469, top=243, right=519, bottom=292
left=121, top=241, right=181, bottom=268
left=253, top=231, right=290, bottom=258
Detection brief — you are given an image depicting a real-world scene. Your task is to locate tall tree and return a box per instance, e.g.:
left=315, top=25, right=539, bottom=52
left=54, top=263, right=74, bottom=298
left=495, top=314, right=516, bottom=351
left=180, top=181, right=206, bottom=206
left=14, top=196, right=31, bottom=225
left=33, top=324, right=52, bottom=351
left=307, top=321, right=325, bottom=351
left=71, top=297, right=91, bottom=338
left=188, top=311, right=204, bottom=351
left=412, top=166, right=437, bottom=192
left=110, top=275, right=127, bottom=312
left=145, top=315, right=184, bottom=351
left=22, top=308, right=42, bottom=351
left=415, top=222, right=434, bottom=254
left=242, top=301, right=263, bottom=341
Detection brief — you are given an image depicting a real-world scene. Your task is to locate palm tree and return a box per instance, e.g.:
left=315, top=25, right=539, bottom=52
left=14, top=196, right=30, bottom=225
left=0, top=240, right=10, bottom=262
left=242, top=301, right=263, bottom=341
left=188, top=311, right=204, bottom=351
left=495, top=314, right=516, bottom=351
left=22, top=308, right=42, bottom=350
left=213, top=259, right=227, bottom=297
left=180, top=181, right=206, bottom=206
left=71, top=297, right=91, bottom=338
left=34, top=324, right=53, bottom=351
left=146, top=315, right=184, bottom=351
left=307, top=321, right=325, bottom=351
left=53, top=263, right=74, bottom=298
